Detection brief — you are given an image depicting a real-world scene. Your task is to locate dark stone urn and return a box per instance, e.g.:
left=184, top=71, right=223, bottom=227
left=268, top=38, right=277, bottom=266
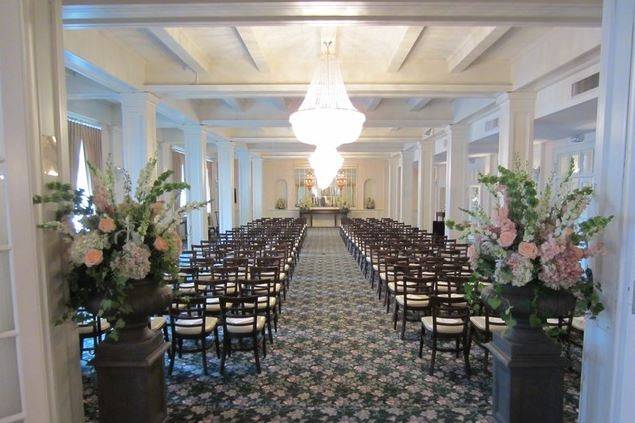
left=89, top=279, right=172, bottom=423
left=482, top=284, right=576, bottom=423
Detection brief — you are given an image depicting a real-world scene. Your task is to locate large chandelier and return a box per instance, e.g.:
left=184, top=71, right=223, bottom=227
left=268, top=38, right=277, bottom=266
left=309, top=146, right=343, bottom=190
left=289, top=43, right=366, bottom=148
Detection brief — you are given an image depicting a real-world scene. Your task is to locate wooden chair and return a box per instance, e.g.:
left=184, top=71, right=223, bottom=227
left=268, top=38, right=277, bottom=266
left=77, top=309, right=110, bottom=357
left=468, top=307, right=507, bottom=371
left=392, top=275, right=435, bottom=339
left=219, top=296, right=267, bottom=374
left=419, top=296, right=471, bottom=376
left=168, top=296, right=220, bottom=376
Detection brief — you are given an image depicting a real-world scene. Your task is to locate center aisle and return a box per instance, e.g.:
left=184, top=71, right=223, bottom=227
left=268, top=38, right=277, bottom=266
left=84, top=228, right=578, bottom=422
left=172, top=228, right=493, bottom=421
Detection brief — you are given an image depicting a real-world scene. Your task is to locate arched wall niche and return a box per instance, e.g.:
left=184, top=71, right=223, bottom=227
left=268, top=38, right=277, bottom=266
left=275, top=179, right=288, bottom=208
left=363, top=178, right=376, bottom=209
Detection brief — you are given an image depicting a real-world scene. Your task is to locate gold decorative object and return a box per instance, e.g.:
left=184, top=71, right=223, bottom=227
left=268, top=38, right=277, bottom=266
left=335, top=171, right=346, bottom=189
left=304, top=170, right=315, bottom=190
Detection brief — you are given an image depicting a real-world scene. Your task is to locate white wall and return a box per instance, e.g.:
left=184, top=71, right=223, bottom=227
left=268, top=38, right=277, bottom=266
left=262, top=157, right=389, bottom=219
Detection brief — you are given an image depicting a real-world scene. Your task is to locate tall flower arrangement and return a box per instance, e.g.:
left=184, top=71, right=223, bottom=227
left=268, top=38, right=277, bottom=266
left=34, top=157, right=205, bottom=335
left=448, top=161, right=611, bottom=327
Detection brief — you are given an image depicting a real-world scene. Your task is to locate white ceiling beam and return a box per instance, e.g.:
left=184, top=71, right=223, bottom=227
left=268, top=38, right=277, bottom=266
left=146, top=83, right=512, bottom=99
left=149, top=27, right=213, bottom=74
left=387, top=26, right=425, bottom=72
left=234, top=27, right=270, bottom=72
left=221, top=98, right=245, bottom=112
left=407, top=97, right=432, bottom=111
left=233, top=136, right=422, bottom=144
left=62, top=1, right=602, bottom=29
left=365, top=98, right=382, bottom=111
left=201, top=118, right=450, bottom=128
left=447, top=26, right=511, bottom=73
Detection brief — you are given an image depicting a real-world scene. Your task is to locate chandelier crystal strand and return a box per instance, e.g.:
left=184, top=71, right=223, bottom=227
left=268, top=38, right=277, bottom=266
left=309, top=145, right=343, bottom=190
left=289, top=44, right=366, bottom=148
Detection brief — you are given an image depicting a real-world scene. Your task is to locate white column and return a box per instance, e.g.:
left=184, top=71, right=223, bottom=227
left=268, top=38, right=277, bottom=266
left=251, top=155, right=263, bottom=220
left=445, top=124, right=469, bottom=234
left=400, top=149, right=414, bottom=225
left=216, top=141, right=235, bottom=233
left=579, top=0, right=635, bottom=422
left=121, top=92, right=157, bottom=187
left=497, top=91, right=535, bottom=170
left=236, top=147, right=252, bottom=225
left=0, top=0, right=83, bottom=421
left=418, top=140, right=434, bottom=231
left=183, top=125, right=208, bottom=246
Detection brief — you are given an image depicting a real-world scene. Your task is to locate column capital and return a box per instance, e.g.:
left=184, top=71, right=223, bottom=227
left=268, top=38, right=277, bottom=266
left=120, top=92, right=160, bottom=109
left=496, top=91, right=536, bottom=109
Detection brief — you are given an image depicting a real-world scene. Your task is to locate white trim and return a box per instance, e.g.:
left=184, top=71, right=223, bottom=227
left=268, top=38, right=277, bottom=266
left=0, top=329, right=18, bottom=340
left=0, top=412, right=26, bottom=423
left=67, top=112, right=102, bottom=130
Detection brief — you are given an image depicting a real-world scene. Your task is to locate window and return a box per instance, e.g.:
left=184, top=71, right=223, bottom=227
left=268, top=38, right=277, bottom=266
left=295, top=168, right=356, bottom=207
left=74, top=141, right=92, bottom=230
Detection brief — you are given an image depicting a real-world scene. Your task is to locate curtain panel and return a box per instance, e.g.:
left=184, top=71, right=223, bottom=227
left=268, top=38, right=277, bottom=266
left=171, top=150, right=185, bottom=183
left=68, top=120, right=102, bottom=189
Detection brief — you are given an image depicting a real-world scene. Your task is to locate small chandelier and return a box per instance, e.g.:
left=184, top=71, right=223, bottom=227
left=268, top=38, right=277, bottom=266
left=289, top=42, right=366, bottom=148
left=335, top=171, right=346, bottom=190
left=304, top=170, right=315, bottom=190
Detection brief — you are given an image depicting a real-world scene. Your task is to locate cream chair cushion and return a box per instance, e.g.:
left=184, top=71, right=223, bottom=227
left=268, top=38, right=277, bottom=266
left=205, top=297, right=221, bottom=312
left=421, top=316, right=465, bottom=334
left=470, top=316, right=506, bottom=333
left=243, top=296, right=277, bottom=309
left=78, top=318, right=110, bottom=335
left=395, top=294, right=429, bottom=307
left=572, top=316, right=585, bottom=332
left=226, top=316, right=266, bottom=334
left=174, top=317, right=218, bottom=335
left=150, top=316, right=166, bottom=331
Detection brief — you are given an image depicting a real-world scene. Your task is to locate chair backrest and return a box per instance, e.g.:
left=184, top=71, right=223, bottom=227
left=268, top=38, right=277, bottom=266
left=169, top=296, right=207, bottom=336
left=220, top=296, right=260, bottom=335
left=430, top=296, right=470, bottom=332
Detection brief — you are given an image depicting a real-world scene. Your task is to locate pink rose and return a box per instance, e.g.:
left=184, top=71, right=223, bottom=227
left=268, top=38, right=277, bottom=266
left=498, top=206, right=509, bottom=219
left=467, top=245, right=476, bottom=259
left=518, top=241, right=539, bottom=260
left=153, top=236, right=169, bottom=252
left=500, top=218, right=516, bottom=232
left=98, top=217, right=116, bottom=233
left=84, top=249, right=103, bottom=267
left=499, top=230, right=517, bottom=248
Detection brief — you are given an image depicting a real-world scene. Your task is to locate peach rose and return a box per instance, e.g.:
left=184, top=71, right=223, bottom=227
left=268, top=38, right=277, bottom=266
left=84, top=249, right=103, bottom=267
left=500, top=218, right=516, bottom=232
left=150, top=201, right=165, bottom=216
left=153, top=236, right=169, bottom=252
left=572, top=246, right=585, bottom=260
left=98, top=217, right=116, bottom=233
left=499, top=230, right=517, bottom=248
left=518, top=241, right=539, bottom=259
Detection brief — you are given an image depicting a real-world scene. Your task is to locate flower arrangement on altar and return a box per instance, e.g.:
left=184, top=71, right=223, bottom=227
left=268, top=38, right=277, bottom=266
left=365, top=197, right=375, bottom=210
left=275, top=198, right=287, bottom=210
left=33, top=158, right=205, bottom=334
left=448, top=161, right=612, bottom=326
left=336, top=197, right=350, bottom=214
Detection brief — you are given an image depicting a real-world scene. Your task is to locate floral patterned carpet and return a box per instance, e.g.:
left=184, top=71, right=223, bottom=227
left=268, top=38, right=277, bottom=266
left=82, top=228, right=581, bottom=422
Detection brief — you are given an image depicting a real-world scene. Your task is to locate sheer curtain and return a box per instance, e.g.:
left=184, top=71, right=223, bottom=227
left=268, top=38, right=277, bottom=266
left=68, top=120, right=102, bottom=188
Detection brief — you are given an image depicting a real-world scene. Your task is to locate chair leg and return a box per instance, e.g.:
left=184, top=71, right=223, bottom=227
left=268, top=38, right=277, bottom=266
left=273, top=309, right=278, bottom=332
left=392, top=303, right=398, bottom=330
left=267, top=312, right=274, bottom=344
left=400, top=309, right=407, bottom=340
left=418, top=326, right=424, bottom=358
left=429, top=337, right=437, bottom=375
left=168, top=339, right=176, bottom=376
left=253, top=335, right=261, bottom=373
left=455, top=338, right=460, bottom=358
left=262, top=329, right=267, bottom=358
left=220, top=338, right=228, bottom=375
left=214, top=327, right=220, bottom=359
left=201, top=338, right=208, bottom=375
left=463, top=333, right=471, bottom=377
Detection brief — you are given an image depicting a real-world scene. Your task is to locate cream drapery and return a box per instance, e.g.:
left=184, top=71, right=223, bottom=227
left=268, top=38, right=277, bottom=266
left=68, top=120, right=102, bottom=189
left=171, top=150, right=185, bottom=183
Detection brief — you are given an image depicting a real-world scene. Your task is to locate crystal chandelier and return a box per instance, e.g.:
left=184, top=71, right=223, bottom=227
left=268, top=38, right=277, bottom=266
left=289, top=43, right=366, bottom=148
left=309, top=145, right=343, bottom=190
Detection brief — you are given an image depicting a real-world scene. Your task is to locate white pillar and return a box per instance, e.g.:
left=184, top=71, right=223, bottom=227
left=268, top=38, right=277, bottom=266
left=445, top=124, right=469, bottom=234
left=183, top=125, right=208, bottom=246
left=236, top=147, right=252, bottom=225
left=251, top=155, right=263, bottom=220
left=497, top=91, right=535, bottom=170
left=121, top=92, right=157, bottom=187
left=216, top=141, right=235, bottom=233
left=0, top=0, right=83, bottom=421
left=401, top=149, right=415, bottom=225
left=418, top=140, right=434, bottom=231
left=579, top=1, right=635, bottom=422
